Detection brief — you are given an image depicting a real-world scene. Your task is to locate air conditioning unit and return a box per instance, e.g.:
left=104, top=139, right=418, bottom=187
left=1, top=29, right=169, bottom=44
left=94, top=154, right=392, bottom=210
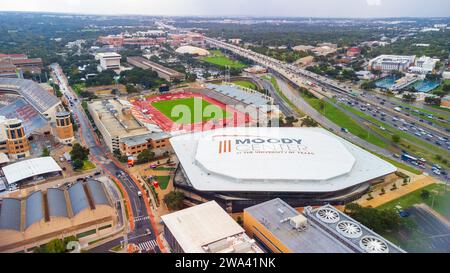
left=289, top=214, right=308, bottom=229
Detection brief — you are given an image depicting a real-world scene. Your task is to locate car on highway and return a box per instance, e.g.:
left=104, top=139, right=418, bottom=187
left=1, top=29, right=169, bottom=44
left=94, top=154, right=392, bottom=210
left=137, top=191, right=142, bottom=197
left=341, top=128, right=349, bottom=133
left=432, top=168, right=441, bottom=175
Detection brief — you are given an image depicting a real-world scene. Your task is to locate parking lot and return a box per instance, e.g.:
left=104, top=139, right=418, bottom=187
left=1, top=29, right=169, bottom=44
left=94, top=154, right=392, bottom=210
left=406, top=204, right=450, bottom=253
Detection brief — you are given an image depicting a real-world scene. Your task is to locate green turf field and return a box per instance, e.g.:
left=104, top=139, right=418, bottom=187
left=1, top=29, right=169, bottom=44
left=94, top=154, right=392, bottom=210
left=152, top=97, right=230, bottom=124
left=201, top=50, right=247, bottom=69
left=230, top=80, right=257, bottom=89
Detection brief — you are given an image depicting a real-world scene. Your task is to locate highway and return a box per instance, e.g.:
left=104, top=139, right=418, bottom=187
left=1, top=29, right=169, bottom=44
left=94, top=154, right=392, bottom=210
left=205, top=37, right=449, bottom=178
left=205, top=37, right=449, bottom=142
left=50, top=64, right=163, bottom=253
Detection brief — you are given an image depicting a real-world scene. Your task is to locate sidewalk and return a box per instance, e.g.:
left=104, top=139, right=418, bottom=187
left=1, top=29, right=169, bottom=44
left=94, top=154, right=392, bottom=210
left=357, top=175, right=436, bottom=208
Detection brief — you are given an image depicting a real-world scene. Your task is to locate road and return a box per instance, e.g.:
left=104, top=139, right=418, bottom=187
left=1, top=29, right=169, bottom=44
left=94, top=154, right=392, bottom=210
left=206, top=37, right=449, bottom=178
left=50, top=64, right=162, bottom=253
left=205, top=37, right=449, bottom=149
left=407, top=204, right=450, bottom=253
left=250, top=74, right=296, bottom=117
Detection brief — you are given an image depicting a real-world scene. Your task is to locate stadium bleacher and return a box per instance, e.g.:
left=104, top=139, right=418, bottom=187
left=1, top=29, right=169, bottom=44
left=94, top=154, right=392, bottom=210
left=0, top=78, right=60, bottom=114
left=205, top=83, right=272, bottom=106
left=0, top=97, right=47, bottom=134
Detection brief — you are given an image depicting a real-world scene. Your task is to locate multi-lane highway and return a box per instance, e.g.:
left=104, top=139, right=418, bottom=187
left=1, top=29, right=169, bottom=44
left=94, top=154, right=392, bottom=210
left=205, top=37, right=449, bottom=178
left=50, top=64, right=163, bottom=253
left=205, top=37, right=449, bottom=141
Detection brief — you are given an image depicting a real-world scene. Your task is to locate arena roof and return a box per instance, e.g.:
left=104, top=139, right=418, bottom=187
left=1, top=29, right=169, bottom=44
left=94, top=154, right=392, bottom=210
left=0, top=78, right=60, bottom=114
left=170, top=127, right=396, bottom=193
left=2, top=157, right=62, bottom=185
left=175, top=45, right=210, bottom=56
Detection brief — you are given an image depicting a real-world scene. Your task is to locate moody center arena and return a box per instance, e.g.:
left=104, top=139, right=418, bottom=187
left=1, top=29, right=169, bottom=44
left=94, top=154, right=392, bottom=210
left=171, top=127, right=397, bottom=212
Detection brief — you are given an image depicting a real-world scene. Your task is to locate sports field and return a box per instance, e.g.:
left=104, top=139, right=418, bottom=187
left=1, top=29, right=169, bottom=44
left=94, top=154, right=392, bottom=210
left=201, top=50, right=247, bottom=69
left=151, top=97, right=230, bottom=125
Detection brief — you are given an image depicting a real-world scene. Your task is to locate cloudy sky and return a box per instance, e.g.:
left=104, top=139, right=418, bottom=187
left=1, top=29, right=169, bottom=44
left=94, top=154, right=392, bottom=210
left=1, top=0, right=449, bottom=17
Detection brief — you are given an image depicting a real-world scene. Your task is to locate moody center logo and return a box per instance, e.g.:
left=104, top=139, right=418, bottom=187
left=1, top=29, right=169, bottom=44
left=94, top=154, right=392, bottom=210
left=217, top=136, right=313, bottom=155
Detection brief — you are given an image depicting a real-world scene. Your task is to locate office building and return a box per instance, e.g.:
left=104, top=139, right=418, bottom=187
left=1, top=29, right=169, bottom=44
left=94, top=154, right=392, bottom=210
left=243, top=198, right=405, bottom=253
left=127, top=56, right=185, bottom=82
left=161, top=201, right=263, bottom=253
left=95, top=52, right=121, bottom=73
left=87, top=99, right=170, bottom=156
left=368, top=55, right=416, bottom=72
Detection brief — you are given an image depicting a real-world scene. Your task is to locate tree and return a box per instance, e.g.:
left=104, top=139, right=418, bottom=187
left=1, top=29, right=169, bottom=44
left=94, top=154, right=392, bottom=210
left=70, top=143, right=89, bottom=162
left=45, top=239, right=66, bottom=253
left=420, top=190, right=430, bottom=200
left=125, top=84, right=138, bottom=93
left=301, top=116, right=318, bottom=127
left=163, top=191, right=184, bottom=211
left=72, top=159, right=84, bottom=170
left=424, top=96, right=441, bottom=105
left=113, top=149, right=128, bottom=163
left=402, top=93, right=416, bottom=102
left=41, top=147, right=50, bottom=157
left=392, top=135, right=401, bottom=143
left=345, top=203, right=407, bottom=233
left=136, top=149, right=155, bottom=164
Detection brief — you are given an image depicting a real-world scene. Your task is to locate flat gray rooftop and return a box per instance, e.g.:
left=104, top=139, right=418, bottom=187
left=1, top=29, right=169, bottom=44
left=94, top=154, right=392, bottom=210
left=245, top=199, right=353, bottom=253
left=245, top=198, right=405, bottom=253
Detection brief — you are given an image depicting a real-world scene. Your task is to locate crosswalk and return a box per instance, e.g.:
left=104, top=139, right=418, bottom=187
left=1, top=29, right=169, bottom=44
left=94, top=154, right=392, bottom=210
left=137, top=240, right=157, bottom=252
left=134, top=216, right=150, bottom=223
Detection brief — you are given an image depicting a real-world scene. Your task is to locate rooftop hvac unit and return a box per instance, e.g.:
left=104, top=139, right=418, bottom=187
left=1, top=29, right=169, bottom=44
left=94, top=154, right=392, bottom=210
left=233, top=241, right=252, bottom=253
left=207, top=238, right=230, bottom=253
left=336, top=221, right=363, bottom=239
left=289, top=214, right=308, bottom=229
left=359, top=236, right=389, bottom=253
left=316, top=207, right=340, bottom=224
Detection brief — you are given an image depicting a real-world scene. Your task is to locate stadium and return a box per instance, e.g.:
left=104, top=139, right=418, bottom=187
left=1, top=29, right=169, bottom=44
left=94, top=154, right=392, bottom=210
left=130, top=91, right=251, bottom=132
left=171, top=127, right=397, bottom=212
left=0, top=78, right=61, bottom=134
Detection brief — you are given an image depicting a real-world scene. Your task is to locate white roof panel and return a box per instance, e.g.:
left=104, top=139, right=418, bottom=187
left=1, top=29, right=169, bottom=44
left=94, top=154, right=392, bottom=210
left=2, top=157, right=62, bottom=185
left=161, top=201, right=244, bottom=253
left=170, top=127, right=397, bottom=192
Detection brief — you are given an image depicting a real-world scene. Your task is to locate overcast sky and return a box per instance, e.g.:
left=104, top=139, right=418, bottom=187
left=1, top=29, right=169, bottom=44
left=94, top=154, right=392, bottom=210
left=1, top=0, right=449, bottom=17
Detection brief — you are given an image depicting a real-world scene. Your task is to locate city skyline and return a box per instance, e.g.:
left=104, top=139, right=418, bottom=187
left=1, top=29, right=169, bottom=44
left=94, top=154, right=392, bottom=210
left=1, top=0, right=450, bottom=18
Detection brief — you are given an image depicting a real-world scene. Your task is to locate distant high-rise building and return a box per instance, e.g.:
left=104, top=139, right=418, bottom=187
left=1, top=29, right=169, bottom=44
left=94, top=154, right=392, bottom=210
left=53, top=111, right=74, bottom=144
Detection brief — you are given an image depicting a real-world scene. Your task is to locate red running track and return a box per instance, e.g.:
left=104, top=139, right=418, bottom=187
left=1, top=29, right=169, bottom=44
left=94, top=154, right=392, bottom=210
left=131, top=92, right=250, bottom=133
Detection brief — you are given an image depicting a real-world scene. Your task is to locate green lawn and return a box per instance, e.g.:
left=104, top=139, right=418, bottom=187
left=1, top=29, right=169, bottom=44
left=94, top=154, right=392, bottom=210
left=82, top=160, right=96, bottom=171
left=154, top=167, right=175, bottom=171
left=378, top=183, right=450, bottom=220
left=152, top=97, right=230, bottom=124
left=230, top=80, right=257, bottom=90
left=156, top=176, right=171, bottom=190
left=301, top=94, right=388, bottom=149
left=201, top=50, right=247, bottom=69
left=72, top=83, right=85, bottom=95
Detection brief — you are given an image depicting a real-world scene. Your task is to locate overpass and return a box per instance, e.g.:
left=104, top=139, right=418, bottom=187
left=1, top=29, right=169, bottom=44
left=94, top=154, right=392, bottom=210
left=205, top=37, right=448, bottom=139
